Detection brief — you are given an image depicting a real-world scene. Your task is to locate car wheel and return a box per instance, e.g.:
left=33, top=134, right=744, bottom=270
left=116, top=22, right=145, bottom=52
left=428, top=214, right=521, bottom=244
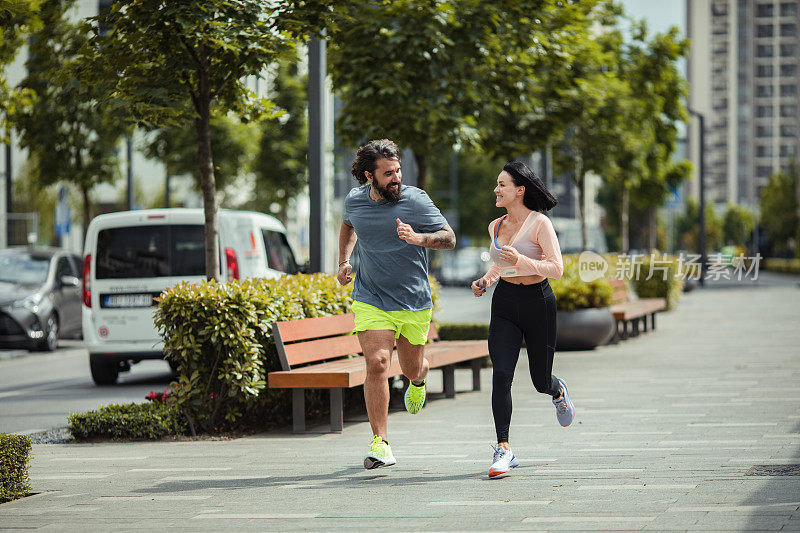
left=37, top=314, right=59, bottom=351
left=90, top=360, right=119, bottom=385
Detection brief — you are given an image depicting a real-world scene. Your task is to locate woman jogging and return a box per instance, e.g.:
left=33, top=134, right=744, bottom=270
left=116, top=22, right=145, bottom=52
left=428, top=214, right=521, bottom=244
left=471, top=161, right=574, bottom=478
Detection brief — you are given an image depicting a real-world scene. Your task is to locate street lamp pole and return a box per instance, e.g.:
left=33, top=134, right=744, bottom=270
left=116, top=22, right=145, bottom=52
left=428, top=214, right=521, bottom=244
left=689, top=108, right=706, bottom=286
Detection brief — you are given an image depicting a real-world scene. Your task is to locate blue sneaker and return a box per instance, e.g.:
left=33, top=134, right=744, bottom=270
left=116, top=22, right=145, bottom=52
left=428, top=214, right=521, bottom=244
left=552, top=377, right=574, bottom=427
left=488, top=444, right=519, bottom=478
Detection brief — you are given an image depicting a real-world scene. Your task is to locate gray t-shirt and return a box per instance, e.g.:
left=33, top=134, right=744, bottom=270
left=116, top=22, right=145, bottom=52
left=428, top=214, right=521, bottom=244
left=343, top=184, right=448, bottom=311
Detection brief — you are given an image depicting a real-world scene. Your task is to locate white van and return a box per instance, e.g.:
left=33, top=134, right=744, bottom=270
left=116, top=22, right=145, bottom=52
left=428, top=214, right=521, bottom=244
left=81, top=208, right=300, bottom=385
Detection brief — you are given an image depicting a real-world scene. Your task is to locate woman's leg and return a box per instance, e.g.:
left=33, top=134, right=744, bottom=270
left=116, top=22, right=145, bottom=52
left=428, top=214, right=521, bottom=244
left=520, top=283, right=561, bottom=398
left=489, top=285, right=523, bottom=444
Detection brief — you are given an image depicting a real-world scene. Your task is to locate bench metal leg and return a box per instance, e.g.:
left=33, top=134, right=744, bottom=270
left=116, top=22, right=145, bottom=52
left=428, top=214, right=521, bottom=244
left=642, top=316, right=648, bottom=332
left=632, top=319, right=640, bottom=336
left=292, top=388, right=305, bottom=433
left=651, top=313, right=657, bottom=330
left=443, top=365, right=455, bottom=398
left=620, top=321, right=629, bottom=340
left=330, top=388, right=343, bottom=433
left=471, top=359, right=482, bottom=391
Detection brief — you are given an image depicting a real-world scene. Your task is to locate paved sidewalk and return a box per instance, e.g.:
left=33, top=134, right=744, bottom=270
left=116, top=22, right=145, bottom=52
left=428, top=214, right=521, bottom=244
left=1, top=274, right=799, bottom=531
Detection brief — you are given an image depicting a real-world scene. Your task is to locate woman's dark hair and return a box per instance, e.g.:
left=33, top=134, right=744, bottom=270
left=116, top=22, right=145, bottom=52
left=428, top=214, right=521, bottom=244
left=503, top=160, right=558, bottom=212
left=351, top=139, right=401, bottom=185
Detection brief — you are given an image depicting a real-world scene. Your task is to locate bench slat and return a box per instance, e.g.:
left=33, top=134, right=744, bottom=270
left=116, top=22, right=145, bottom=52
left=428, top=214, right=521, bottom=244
left=283, top=334, right=363, bottom=367
left=610, top=298, right=666, bottom=320
left=275, top=314, right=355, bottom=342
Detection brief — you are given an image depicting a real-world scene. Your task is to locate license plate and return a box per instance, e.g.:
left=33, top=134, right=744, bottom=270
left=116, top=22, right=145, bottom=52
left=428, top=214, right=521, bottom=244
left=103, top=294, right=153, bottom=308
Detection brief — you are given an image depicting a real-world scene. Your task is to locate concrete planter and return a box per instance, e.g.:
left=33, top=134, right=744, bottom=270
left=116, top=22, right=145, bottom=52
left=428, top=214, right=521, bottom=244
left=556, top=307, right=616, bottom=351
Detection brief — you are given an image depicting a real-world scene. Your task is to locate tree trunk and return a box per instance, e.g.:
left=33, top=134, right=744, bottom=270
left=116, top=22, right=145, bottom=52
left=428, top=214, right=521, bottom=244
left=414, top=151, right=428, bottom=191
left=81, top=184, right=91, bottom=242
left=196, top=66, right=220, bottom=281
left=575, top=152, right=587, bottom=252
left=648, top=206, right=657, bottom=251
left=620, top=184, right=629, bottom=253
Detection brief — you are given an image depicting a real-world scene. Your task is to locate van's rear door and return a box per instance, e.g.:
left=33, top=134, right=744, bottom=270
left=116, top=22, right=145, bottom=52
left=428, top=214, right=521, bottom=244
left=92, top=224, right=206, bottom=343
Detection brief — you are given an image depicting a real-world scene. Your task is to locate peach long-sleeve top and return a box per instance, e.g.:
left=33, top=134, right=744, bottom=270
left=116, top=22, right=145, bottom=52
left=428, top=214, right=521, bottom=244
left=483, top=211, right=564, bottom=285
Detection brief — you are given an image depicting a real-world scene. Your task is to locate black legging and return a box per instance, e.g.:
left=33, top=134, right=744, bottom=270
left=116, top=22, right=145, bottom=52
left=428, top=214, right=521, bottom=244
left=489, top=278, right=560, bottom=443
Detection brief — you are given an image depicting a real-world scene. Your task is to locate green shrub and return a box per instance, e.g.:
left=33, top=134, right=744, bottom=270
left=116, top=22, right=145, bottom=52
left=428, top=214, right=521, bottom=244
left=550, top=255, right=613, bottom=311
left=0, top=434, right=32, bottom=503
left=627, top=255, right=684, bottom=310
left=154, top=273, right=439, bottom=434
left=438, top=322, right=489, bottom=340
left=763, top=257, right=800, bottom=274
left=68, top=402, right=189, bottom=440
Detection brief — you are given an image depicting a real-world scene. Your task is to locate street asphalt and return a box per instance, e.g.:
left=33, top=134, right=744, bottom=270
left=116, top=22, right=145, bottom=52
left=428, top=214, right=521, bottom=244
left=0, top=272, right=798, bottom=531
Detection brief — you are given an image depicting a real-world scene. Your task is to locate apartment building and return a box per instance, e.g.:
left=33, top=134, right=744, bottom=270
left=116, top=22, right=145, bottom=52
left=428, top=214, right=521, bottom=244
left=687, top=0, right=800, bottom=207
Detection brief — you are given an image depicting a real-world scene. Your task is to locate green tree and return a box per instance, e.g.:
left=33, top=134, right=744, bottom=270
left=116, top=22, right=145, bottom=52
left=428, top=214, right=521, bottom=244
left=143, top=114, right=257, bottom=205
left=246, top=55, right=307, bottom=221
left=675, top=198, right=723, bottom=253
left=0, top=0, right=39, bottom=133
left=428, top=148, right=503, bottom=244
left=722, top=204, right=754, bottom=247
left=618, top=23, right=691, bottom=252
left=759, top=163, right=799, bottom=255
left=13, top=0, right=121, bottom=232
left=77, top=0, right=328, bottom=280
left=330, top=0, right=589, bottom=191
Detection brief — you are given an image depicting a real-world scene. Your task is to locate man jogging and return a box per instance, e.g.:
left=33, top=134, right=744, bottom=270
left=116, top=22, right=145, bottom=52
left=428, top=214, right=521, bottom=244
left=337, top=138, right=456, bottom=469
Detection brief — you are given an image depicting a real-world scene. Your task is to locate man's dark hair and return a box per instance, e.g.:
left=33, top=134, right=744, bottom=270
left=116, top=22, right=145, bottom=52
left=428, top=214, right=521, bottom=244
left=351, top=139, right=401, bottom=185
left=503, top=161, right=558, bottom=212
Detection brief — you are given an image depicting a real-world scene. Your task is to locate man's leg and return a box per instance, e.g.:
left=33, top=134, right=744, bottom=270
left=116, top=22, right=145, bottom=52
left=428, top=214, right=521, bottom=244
left=396, top=334, right=429, bottom=384
left=358, top=329, right=396, bottom=441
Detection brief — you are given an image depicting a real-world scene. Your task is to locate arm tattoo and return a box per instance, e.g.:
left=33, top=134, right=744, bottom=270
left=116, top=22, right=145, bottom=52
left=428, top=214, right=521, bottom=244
left=419, top=225, right=456, bottom=250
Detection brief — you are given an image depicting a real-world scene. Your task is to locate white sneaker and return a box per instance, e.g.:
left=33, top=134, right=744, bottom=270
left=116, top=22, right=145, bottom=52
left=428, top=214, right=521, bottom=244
left=488, top=444, right=519, bottom=478
left=553, top=377, right=574, bottom=427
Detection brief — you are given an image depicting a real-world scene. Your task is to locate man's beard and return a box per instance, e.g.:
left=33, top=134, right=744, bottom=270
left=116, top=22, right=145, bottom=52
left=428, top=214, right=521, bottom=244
left=374, top=181, right=402, bottom=203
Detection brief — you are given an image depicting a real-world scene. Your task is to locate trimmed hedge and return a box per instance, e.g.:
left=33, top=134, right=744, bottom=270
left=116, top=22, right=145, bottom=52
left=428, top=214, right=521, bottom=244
left=437, top=322, right=490, bottom=341
left=68, top=402, right=188, bottom=440
left=1, top=434, right=32, bottom=503
left=763, top=257, right=800, bottom=275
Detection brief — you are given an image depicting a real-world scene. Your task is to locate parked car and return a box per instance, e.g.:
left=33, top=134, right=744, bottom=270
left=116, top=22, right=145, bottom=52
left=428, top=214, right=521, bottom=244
left=82, top=208, right=300, bottom=385
left=0, top=247, right=83, bottom=351
left=433, top=247, right=490, bottom=286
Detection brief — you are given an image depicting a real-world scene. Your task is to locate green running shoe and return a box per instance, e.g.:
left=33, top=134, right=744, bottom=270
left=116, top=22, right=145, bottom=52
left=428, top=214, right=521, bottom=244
left=364, top=435, right=396, bottom=469
left=404, top=380, right=426, bottom=414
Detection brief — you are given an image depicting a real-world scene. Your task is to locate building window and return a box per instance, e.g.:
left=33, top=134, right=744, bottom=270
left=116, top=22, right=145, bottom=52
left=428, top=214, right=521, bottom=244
left=781, top=105, right=798, bottom=117
left=756, top=44, right=774, bottom=57
left=757, top=24, right=774, bottom=37
left=780, top=145, right=797, bottom=157
left=781, top=2, right=798, bottom=17
left=756, top=145, right=774, bottom=157
left=757, top=64, right=774, bottom=77
left=757, top=85, right=775, bottom=97
left=780, top=124, right=798, bottom=137
left=756, top=3, right=774, bottom=16
left=780, top=44, right=797, bottom=57
left=757, top=125, right=773, bottom=137
left=780, top=64, right=798, bottom=76
left=756, top=166, right=774, bottom=177
left=781, top=84, right=798, bottom=96
left=712, top=2, right=729, bottom=16
left=780, top=24, right=797, bottom=37
left=757, top=105, right=774, bottom=118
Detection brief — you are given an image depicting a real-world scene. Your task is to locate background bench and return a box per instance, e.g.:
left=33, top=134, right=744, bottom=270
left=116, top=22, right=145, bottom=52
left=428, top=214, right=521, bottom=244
left=268, top=313, right=489, bottom=433
left=608, top=279, right=666, bottom=340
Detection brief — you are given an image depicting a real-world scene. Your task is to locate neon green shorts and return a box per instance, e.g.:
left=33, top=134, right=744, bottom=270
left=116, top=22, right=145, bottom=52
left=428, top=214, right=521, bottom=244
left=351, top=300, right=433, bottom=346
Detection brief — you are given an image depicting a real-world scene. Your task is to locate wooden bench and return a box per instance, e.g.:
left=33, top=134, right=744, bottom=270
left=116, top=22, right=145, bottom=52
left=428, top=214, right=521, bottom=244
left=268, top=313, right=489, bottom=433
left=608, top=279, right=667, bottom=340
